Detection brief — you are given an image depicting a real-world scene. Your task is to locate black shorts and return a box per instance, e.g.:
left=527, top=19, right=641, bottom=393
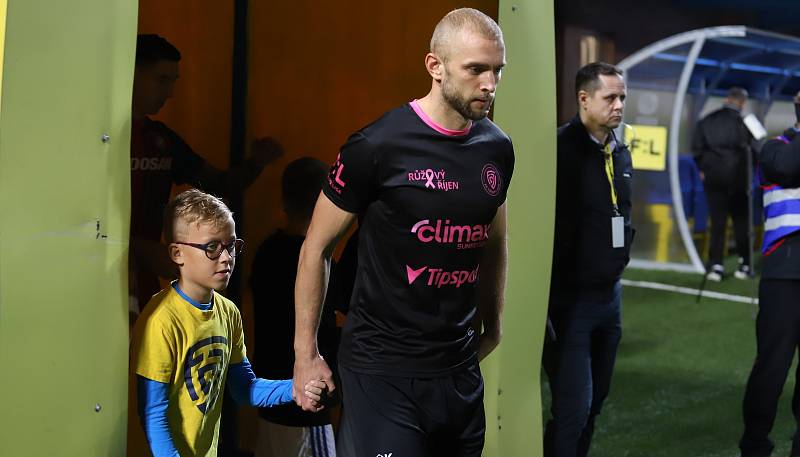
left=336, top=362, right=485, bottom=457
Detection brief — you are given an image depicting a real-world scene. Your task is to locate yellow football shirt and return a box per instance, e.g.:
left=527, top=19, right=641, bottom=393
left=131, top=284, right=246, bottom=457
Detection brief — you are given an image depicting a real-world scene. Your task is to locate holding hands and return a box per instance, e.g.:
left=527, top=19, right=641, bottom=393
left=298, top=378, right=328, bottom=409
left=293, top=353, right=336, bottom=412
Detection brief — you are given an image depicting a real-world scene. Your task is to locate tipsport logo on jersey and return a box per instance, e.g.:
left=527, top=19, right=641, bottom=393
left=183, top=336, right=228, bottom=414
left=406, top=264, right=480, bottom=288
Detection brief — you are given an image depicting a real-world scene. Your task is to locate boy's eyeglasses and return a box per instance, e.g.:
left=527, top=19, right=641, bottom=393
left=173, top=239, right=244, bottom=260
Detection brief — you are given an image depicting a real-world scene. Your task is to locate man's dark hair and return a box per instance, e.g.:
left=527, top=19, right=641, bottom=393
left=575, top=61, right=623, bottom=98
left=136, top=34, right=181, bottom=67
left=727, top=86, right=749, bottom=102
left=282, top=157, right=328, bottom=218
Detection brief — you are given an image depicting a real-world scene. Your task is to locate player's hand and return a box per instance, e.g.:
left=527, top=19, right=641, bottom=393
left=292, top=353, right=335, bottom=412
left=477, top=328, right=502, bottom=362
left=699, top=171, right=705, bottom=182
left=250, top=137, right=284, bottom=167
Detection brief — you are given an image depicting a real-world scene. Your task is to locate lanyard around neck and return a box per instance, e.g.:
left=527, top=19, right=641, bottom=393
left=603, top=143, right=620, bottom=215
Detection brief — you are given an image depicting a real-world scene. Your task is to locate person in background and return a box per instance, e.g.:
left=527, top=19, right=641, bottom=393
left=544, top=61, right=633, bottom=457
left=130, top=34, right=283, bottom=316
left=250, top=158, right=339, bottom=457
left=739, top=92, right=800, bottom=457
left=692, top=86, right=754, bottom=282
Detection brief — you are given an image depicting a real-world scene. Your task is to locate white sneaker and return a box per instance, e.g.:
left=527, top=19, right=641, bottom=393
left=706, top=264, right=724, bottom=282
left=734, top=264, right=752, bottom=280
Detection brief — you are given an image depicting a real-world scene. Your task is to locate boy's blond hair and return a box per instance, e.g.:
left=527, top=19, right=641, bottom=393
left=163, top=189, right=233, bottom=243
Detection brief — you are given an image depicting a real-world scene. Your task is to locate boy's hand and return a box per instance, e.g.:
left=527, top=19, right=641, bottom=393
left=302, top=379, right=327, bottom=410
left=293, top=354, right=335, bottom=412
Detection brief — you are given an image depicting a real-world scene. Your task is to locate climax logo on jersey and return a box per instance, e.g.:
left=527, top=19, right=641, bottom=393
left=411, top=219, right=490, bottom=249
left=406, top=264, right=480, bottom=288
left=184, top=336, right=228, bottom=414
left=481, top=163, right=502, bottom=197
left=408, top=168, right=460, bottom=191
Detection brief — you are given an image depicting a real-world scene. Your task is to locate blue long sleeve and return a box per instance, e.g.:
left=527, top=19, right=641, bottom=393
left=137, top=376, right=180, bottom=457
left=226, top=357, right=294, bottom=407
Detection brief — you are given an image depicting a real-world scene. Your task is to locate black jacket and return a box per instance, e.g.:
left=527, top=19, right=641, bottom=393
left=550, top=116, right=634, bottom=307
left=760, top=128, right=800, bottom=280
left=692, top=106, right=752, bottom=189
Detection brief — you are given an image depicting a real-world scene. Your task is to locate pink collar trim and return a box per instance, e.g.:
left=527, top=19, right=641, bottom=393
left=409, top=100, right=471, bottom=136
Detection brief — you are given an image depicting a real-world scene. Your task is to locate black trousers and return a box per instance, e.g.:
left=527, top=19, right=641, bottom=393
left=543, top=282, right=622, bottom=457
left=336, top=363, right=485, bottom=457
left=705, top=184, right=750, bottom=266
left=740, top=279, right=800, bottom=457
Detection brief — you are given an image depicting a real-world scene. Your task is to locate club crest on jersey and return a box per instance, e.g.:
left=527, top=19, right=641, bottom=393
left=481, top=163, right=502, bottom=197
left=408, top=168, right=460, bottom=192
left=184, top=336, right=228, bottom=414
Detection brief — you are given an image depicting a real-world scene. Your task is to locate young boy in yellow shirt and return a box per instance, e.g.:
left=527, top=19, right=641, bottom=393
left=131, top=189, right=324, bottom=456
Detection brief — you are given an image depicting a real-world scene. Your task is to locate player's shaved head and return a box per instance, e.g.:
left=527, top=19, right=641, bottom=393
left=430, top=8, right=504, bottom=62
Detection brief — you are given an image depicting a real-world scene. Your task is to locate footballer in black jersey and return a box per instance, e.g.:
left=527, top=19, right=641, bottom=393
left=325, top=100, right=513, bottom=377
left=293, top=8, right=513, bottom=457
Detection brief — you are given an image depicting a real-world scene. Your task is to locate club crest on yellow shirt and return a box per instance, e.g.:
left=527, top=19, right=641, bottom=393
left=183, top=336, right=228, bottom=414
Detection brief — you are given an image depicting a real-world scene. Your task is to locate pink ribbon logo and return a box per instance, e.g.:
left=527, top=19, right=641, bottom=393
left=424, top=169, right=436, bottom=188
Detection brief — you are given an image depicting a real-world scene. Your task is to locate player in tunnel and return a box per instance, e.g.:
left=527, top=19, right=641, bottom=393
left=129, top=34, right=284, bottom=320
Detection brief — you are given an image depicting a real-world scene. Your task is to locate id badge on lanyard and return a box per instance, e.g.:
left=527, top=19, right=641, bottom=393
left=611, top=215, right=624, bottom=248
left=604, top=144, right=624, bottom=248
